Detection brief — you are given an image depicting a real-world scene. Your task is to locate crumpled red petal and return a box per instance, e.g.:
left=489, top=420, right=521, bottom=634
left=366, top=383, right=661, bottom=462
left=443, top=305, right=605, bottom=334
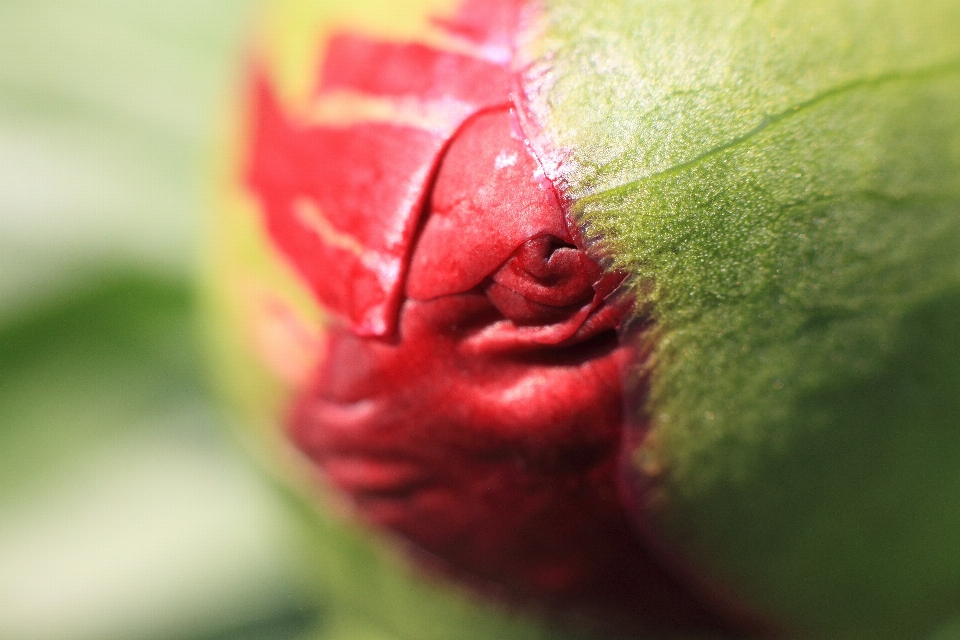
left=247, top=27, right=515, bottom=336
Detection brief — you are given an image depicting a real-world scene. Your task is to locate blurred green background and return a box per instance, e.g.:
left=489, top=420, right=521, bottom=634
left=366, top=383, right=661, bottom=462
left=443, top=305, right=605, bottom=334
left=0, top=2, right=324, bottom=639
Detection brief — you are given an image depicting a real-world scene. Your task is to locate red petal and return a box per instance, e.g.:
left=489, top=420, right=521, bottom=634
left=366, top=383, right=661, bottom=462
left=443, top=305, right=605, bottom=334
left=491, top=237, right=603, bottom=307
left=432, top=0, right=527, bottom=58
left=319, top=34, right=513, bottom=105
left=406, top=107, right=568, bottom=300
left=247, top=76, right=447, bottom=335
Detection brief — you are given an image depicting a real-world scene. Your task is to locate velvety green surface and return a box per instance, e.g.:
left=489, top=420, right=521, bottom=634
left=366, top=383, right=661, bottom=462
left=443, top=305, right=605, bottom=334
left=528, top=1, right=960, bottom=637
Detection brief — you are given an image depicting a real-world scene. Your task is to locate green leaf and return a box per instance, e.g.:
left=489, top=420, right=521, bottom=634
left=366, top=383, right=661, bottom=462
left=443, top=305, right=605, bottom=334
left=530, top=1, right=960, bottom=637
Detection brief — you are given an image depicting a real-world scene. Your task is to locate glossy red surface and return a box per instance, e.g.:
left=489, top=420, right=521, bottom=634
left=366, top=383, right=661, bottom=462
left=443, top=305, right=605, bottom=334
left=245, top=1, right=758, bottom=634
left=247, top=6, right=515, bottom=336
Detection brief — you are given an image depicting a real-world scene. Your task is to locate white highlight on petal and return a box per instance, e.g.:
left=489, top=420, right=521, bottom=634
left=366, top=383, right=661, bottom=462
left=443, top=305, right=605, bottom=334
left=494, top=151, right=518, bottom=169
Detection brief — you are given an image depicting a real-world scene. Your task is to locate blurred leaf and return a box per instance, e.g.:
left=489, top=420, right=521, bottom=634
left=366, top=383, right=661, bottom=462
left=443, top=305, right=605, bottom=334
left=0, top=0, right=256, bottom=321
left=0, top=275, right=322, bottom=640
